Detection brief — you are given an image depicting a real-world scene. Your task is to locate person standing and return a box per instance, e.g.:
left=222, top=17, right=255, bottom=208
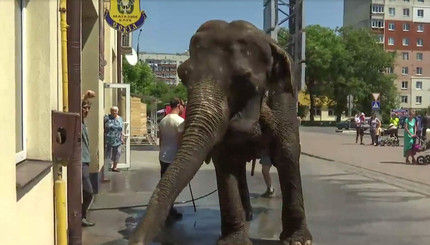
left=81, top=90, right=96, bottom=227
left=422, top=111, right=429, bottom=140
left=105, top=106, right=124, bottom=172
left=259, top=155, right=275, bottom=198
left=158, top=97, right=185, bottom=219
left=356, top=112, right=365, bottom=145
left=369, top=113, right=380, bottom=146
left=404, top=111, right=418, bottom=164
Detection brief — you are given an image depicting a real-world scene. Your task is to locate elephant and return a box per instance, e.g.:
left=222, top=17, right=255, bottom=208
left=129, top=20, right=312, bottom=245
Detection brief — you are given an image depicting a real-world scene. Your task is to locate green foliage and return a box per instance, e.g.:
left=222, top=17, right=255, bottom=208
left=294, top=25, right=399, bottom=122
left=123, top=59, right=188, bottom=112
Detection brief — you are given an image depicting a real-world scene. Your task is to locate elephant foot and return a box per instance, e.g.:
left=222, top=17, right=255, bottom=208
left=217, top=232, right=252, bottom=245
left=280, top=225, right=312, bottom=245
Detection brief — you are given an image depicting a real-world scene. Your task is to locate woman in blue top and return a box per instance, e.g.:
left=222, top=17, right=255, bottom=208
left=105, top=106, right=124, bottom=172
left=404, top=111, right=417, bottom=164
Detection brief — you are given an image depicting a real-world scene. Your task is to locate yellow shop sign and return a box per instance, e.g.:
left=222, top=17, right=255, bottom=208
left=105, top=0, right=147, bottom=33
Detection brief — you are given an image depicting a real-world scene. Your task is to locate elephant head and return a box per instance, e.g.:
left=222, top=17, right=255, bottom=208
left=129, top=20, right=296, bottom=245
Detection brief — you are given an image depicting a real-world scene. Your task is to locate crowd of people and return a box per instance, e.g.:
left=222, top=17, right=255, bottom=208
left=353, top=110, right=430, bottom=164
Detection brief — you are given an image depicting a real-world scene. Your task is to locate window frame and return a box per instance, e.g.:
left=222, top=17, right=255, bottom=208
left=403, top=23, right=410, bottom=31
left=416, top=67, right=423, bottom=75
left=403, top=8, right=410, bottom=17
left=401, top=81, right=408, bottom=90
left=388, top=22, right=395, bottom=30
left=402, top=38, right=409, bottom=46
left=416, top=96, right=422, bottom=104
left=416, top=52, right=423, bottom=61
left=402, top=52, right=409, bottom=60
left=417, top=24, right=424, bottom=32
left=402, top=67, right=409, bottom=75
left=417, top=38, right=423, bottom=47
left=388, top=37, right=395, bottom=45
left=416, top=81, right=423, bottom=90
left=389, top=7, right=396, bottom=16
left=15, top=0, right=26, bottom=163
left=401, top=96, right=408, bottom=103
left=417, top=9, right=424, bottom=18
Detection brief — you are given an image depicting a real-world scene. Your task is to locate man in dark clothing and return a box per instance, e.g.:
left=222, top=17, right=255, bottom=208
left=81, top=90, right=96, bottom=226
left=422, top=111, right=429, bottom=140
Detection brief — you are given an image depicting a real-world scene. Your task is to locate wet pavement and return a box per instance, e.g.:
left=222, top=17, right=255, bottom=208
left=83, top=145, right=430, bottom=245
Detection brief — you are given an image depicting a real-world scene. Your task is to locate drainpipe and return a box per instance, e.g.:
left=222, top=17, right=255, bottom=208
left=67, top=0, right=83, bottom=244
left=117, top=31, right=122, bottom=111
left=54, top=1, right=69, bottom=245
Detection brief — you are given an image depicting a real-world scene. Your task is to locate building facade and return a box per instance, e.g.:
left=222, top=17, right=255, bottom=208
left=1, top=0, right=122, bottom=244
left=344, top=0, right=430, bottom=110
left=138, top=52, right=190, bottom=85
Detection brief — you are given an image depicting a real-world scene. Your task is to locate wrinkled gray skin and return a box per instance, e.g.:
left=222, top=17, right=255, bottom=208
left=129, top=20, right=312, bottom=245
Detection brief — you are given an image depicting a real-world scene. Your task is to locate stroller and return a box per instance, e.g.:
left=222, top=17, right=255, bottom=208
left=379, top=124, right=400, bottom=147
left=414, top=130, right=430, bottom=165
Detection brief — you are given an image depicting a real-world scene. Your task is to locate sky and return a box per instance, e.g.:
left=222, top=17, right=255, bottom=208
left=131, top=0, right=344, bottom=54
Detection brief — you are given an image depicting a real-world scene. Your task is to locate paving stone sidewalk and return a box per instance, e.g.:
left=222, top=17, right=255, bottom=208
left=300, top=130, right=430, bottom=186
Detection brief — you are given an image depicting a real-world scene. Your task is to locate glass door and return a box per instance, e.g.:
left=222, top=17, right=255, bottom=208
left=103, top=83, right=131, bottom=169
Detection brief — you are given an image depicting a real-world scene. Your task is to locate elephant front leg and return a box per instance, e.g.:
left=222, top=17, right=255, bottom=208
left=213, top=155, right=252, bottom=245
left=262, top=95, right=312, bottom=245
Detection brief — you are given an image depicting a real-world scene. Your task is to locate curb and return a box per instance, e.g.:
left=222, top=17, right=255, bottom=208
left=335, top=129, right=404, bottom=138
left=301, top=151, right=430, bottom=197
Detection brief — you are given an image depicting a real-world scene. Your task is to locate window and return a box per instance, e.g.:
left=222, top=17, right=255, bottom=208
left=416, top=96, right=422, bottom=104
left=418, top=9, right=424, bottom=17
left=417, top=53, right=423, bottom=61
left=372, top=5, right=384, bottom=13
left=371, top=19, right=384, bottom=28
left=403, top=23, right=410, bottom=31
left=376, top=34, right=384, bottom=43
left=388, top=23, right=395, bottom=30
left=418, top=0, right=424, bottom=2
left=402, top=38, right=409, bottom=46
left=403, top=8, right=410, bottom=16
left=401, top=81, right=408, bottom=89
left=402, top=67, right=409, bottom=75
left=416, top=81, right=423, bottom=90
left=417, top=38, right=423, bottom=46
left=402, top=52, right=409, bottom=60
left=314, top=108, right=321, bottom=116
left=401, top=96, right=408, bottom=103
left=388, top=37, right=395, bottom=45
left=417, top=24, right=424, bottom=32
left=417, top=67, right=423, bottom=75
left=387, top=67, right=394, bottom=73
left=389, top=7, right=395, bottom=15
left=328, top=109, right=334, bottom=116
left=15, top=0, right=25, bottom=163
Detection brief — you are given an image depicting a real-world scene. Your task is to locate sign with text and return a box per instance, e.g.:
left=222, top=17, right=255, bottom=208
left=105, top=0, right=147, bottom=33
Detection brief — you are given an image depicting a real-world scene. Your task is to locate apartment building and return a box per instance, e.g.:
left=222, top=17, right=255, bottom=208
left=344, top=0, right=430, bottom=110
left=1, top=0, right=122, bottom=244
left=138, top=52, right=190, bottom=85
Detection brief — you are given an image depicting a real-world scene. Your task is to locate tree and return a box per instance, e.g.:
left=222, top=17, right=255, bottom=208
left=337, top=27, right=398, bottom=122
left=304, top=25, right=342, bottom=121
left=123, top=59, right=157, bottom=95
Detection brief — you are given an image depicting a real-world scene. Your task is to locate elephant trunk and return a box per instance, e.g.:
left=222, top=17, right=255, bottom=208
left=129, top=79, right=229, bottom=245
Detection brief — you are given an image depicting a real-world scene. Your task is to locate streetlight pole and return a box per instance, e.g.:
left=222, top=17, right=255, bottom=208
left=137, top=29, right=142, bottom=63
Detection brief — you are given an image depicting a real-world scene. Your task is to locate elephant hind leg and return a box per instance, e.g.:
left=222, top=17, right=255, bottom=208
left=238, top=162, right=253, bottom=221
left=212, top=152, right=252, bottom=245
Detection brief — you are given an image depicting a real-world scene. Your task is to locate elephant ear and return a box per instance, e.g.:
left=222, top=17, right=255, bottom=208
left=268, top=42, right=296, bottom=97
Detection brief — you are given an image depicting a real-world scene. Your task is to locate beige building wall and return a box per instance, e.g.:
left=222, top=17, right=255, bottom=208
left=1, top=0, right=121, bottom=243
left=0, top=1, right=19, bottom=245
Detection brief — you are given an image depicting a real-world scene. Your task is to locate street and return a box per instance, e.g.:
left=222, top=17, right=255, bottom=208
left=83, top=127, right=430, bottom=245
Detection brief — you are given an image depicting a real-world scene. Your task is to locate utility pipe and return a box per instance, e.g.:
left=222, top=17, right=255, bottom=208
left=54, top=2, right=69, bottom=245
left=67, top=0, right=83, bottom=243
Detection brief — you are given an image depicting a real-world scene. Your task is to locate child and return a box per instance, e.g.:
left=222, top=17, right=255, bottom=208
left=375, top=121, right=382, bottom=146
